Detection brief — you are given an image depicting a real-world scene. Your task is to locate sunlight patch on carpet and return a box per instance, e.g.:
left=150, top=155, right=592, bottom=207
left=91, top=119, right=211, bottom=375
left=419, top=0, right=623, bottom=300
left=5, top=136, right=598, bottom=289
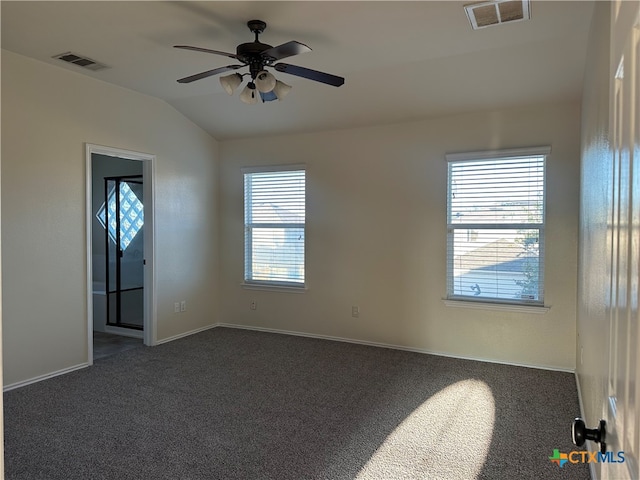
left=356, top=379, right=495, bottom=480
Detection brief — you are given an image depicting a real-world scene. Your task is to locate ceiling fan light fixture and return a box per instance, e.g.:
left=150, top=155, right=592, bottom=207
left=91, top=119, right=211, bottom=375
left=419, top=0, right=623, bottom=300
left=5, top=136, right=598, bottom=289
left=175, top=19, right=344, bottom=105
left=219, top=73, right=243, bottom=95
left=239, top=82, right=259, bottom=104
left=255, top=70, right=277, bottom=92
left=273, top=80, right=292, bottom=100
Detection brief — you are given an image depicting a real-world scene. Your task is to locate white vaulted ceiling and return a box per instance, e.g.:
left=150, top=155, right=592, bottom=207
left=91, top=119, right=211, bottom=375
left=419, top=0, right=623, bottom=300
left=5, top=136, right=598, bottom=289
left=1, top=1, right=594, bottom=140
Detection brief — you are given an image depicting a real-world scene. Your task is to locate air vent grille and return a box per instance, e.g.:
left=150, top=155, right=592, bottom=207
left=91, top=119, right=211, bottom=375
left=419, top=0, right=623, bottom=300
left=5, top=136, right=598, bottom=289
left=52, top=52, right=109, bottom=71
left=464, top=0, right=530, bottom=30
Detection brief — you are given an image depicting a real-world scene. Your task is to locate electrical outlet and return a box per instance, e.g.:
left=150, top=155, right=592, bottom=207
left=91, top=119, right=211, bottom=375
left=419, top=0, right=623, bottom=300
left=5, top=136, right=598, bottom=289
left=250, top=300, right=257, bottom=311
left=180, top=300, right=186, bottom=312
left=352, top=306, right=360, bottom=318
left=174, top=302, right=180, bottom=313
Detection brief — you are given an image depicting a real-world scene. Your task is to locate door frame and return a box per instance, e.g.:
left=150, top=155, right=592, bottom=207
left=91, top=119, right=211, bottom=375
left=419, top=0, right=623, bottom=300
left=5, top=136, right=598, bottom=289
left=85, top=143, right=157, bottom=365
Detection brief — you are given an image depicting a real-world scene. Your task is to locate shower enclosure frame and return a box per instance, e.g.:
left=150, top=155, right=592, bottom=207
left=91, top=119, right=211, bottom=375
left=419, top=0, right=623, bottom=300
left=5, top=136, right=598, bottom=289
left=104, top=175, right=144, bottom=331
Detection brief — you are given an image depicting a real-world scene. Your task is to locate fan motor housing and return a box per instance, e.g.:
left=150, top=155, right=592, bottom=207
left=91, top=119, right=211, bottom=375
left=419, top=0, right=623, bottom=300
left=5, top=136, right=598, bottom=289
left=236, top=42, right=275, bottom=77
left=236, top=42, right=273, bottom=60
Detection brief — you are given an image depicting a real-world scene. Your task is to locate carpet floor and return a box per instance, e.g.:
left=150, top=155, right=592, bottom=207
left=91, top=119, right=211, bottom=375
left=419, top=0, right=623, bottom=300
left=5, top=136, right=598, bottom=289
left=4, top=327, right=590, bottom=479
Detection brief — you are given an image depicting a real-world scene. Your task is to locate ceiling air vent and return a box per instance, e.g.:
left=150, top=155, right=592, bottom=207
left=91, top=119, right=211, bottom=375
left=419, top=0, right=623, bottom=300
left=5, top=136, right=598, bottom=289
left=52, top=52, right=109, bottom=71
left=464, top=0, right=531, bottom=30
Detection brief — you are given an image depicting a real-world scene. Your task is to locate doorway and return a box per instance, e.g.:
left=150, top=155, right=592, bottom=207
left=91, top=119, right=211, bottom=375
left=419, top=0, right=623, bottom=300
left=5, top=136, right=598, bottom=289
left=86, top=144, right=156, bottom=364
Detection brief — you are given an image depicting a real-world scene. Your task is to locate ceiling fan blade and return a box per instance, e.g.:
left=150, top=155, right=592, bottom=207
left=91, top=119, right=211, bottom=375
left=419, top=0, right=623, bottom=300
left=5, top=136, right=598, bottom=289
left=174, top=45, right=239, bottom=60
left=177, top=65, right=244, bottom=84
left=274, top=63, right=345, bottom=87
left=262, top=41, right=311, bottom=61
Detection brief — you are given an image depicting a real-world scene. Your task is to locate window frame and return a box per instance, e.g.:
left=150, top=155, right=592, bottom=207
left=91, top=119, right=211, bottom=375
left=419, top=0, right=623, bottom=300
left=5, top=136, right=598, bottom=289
left=445, top=146, right=550, bottom=308
left=242, top=164, right=306, bottom=290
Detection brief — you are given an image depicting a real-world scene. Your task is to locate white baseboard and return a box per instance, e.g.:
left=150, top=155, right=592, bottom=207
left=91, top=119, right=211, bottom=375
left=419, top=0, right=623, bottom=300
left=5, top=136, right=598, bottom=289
left=575, top=371, right=587, bottom=421
left=216, top=323, right=575, bottom=373
left=4, top=324, right=218, bottom=391
left=3, top=363, right=89, bottom=392
left=154, top=323, right=218, bottom=346
left=3, top=322, right=572, bottom=392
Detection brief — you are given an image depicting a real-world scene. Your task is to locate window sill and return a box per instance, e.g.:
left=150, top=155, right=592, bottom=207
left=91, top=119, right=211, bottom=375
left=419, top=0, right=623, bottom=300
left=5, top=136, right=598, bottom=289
left=241, top=283, right=307, bottom=294
left=442, top=299, right=550, bottom=315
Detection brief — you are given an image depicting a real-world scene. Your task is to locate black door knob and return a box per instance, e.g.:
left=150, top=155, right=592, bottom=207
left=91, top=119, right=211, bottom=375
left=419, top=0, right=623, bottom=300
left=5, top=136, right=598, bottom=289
left=572, top=418, right=607, bottom=454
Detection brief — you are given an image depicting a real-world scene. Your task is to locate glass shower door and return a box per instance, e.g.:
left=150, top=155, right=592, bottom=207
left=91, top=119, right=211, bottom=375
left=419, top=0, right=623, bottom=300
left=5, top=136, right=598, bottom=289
left=103, top=176, right=144, bottom=330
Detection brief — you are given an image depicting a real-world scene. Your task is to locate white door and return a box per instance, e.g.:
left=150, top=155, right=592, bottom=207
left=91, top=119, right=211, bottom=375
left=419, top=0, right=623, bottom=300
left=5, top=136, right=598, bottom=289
left=603, top=2, right=640, bottom=479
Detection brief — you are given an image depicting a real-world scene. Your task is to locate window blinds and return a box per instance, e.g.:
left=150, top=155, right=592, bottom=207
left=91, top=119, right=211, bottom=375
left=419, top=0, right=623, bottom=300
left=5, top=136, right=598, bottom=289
left=244, top=168, right=306, bottom=286
left=447, top=155, right=545, bottom=304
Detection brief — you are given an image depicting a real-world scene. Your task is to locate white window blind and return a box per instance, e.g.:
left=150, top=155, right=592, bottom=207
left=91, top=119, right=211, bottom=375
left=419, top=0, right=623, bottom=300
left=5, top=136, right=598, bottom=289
left=244, top=167, right=305, bottom=287
left=446, top=149, right=547, bottom=305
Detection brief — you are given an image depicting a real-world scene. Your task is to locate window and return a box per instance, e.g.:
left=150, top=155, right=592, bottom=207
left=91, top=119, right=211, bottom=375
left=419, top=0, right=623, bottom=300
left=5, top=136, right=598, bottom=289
left=96, top=181, right=144, bottom=252
left=446, top=147, right=549, bottom=305
left=243, top=166, right=305, bottom=287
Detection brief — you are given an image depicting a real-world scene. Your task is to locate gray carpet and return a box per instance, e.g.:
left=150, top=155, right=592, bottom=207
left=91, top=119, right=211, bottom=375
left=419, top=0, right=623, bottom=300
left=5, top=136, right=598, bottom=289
left=4, top=327, right=590, bottom=479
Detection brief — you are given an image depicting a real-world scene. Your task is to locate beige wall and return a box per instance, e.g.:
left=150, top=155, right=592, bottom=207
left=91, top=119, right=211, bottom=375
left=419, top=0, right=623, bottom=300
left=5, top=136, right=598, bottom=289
left=1, top=50, right=220, bottom=386
left=219, top=102, right=581, bottom=370
left=0, top=45, right=585, bottom=385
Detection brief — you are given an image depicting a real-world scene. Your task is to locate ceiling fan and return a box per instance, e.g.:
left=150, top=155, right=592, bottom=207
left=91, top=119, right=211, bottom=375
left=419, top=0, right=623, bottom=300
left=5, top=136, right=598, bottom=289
left=174, top=20, right=345, bottom=103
